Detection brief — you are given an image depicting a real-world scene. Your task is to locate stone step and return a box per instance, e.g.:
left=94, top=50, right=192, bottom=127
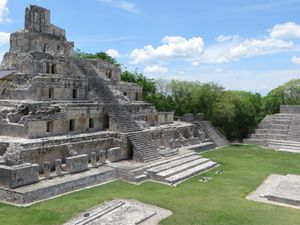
left=134, top=174, right=148, bottom=183
left=155, top=158, right=210, bottom=180
left=255, top=129, right=289, bottom=135
left=251, top=133, right=287, bottom=140
left=146, top=155, right=201, bottom=174
left=277, top=148, right=300, bottom=153
left=187, top=142, right=216, bottom=152
left=131, top=152, right=197, bottom=173
left=244, top=138, right=267, bottom=146
left=268, top=140, right=300, bottom=148
left=261, top=120, right=291, bottom=125
left=165, top=161, right=217, bottom=185
left=258, top=124, right=289, bottom=129
left=159, top=148, right=179, bottom=157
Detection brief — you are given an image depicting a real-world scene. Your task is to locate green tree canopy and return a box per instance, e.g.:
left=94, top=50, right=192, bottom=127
left=263, top=79, right=300, bottom=114
left=120, top=70, right=156, bottom=97
left=74, top=49, right=119, bottom=65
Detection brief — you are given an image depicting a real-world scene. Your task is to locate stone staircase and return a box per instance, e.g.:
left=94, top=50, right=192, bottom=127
left=72, top=58, right=159, bottom=162
left=195, top=121, right=230, bottom=147
left=268, top=140, right=300, bottom=153
left=245, top=113, right=300, bottom=152
left=131, top=151, right=217, bottom=185
left=127, top=132, right=160, bottom=162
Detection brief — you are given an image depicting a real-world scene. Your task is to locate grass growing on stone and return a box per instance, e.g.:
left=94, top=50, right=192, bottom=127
left=1, top=145, right=300, bottom=225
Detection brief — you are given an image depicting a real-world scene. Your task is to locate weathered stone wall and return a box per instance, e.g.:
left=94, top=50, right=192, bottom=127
left=0, top=163, right=39, bottom=188
left=157, top=112, right=174, bottom=125
left=25, top=105, right=108, bottom=138
left=0, top=123, right=27, bottom=138
left=90, top=59, right=121, bottom=82
left=118, top=82, right=143, bottom=101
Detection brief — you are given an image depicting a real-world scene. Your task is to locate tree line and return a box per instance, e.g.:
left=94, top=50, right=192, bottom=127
left=75, top=50, right=300, bottom=141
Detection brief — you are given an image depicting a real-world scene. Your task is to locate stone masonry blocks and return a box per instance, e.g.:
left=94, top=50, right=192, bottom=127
left=107, top=147, right=121, bottom=162
left=0, top=163, right=39, bottom=188
left=66, top=154, right=89, bottom=174
left=99, top=150, right=107, bottom=164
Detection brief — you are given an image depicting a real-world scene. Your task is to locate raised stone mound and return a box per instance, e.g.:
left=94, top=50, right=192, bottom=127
left=244, top=105, right=300, bottom=152
left=247, top=174, right=300, bottom=209
left=63, top=199, right=172, bottom=225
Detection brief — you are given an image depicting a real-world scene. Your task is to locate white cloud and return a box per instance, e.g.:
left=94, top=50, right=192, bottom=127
left=292, top=56, right=300, bottom=65
left=229, top=38, right=293, bottom=58
left=0, top=32, right=9, bottom=45
left=191, top=61, right=200, bottom=66
left=106, top=49, right=120, bottom=58
left=130, top=36, right=204, bottom=64
left=201, top=37, right=293, bottom=64
left=0, top=0, right=10, bottom=24
left=144, top=65, right=168, bottom=74
left=99, top=0, right=138, bottom=13
left=269, top=22, right=300, bottom=39
left=216, top=35, right=240, bottom=43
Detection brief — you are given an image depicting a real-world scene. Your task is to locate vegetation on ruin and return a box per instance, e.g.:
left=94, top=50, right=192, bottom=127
left=74, top=49, right=119, bottom=65
left=1, top=145, right=300, bottom=225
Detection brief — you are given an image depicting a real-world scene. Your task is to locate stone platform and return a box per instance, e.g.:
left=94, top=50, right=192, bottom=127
left=0, top=166, right=118, bottom=206
left=0, top=144, right=218, bottom=206
left=63, top=199, right=172, bottom=225
left=247, top=174, right=300, bottom=209
left=110, top=146, right=218, bottom=186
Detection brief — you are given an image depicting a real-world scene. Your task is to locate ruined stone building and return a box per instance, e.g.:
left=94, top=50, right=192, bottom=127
left=0, top=5, right=228, bottom=205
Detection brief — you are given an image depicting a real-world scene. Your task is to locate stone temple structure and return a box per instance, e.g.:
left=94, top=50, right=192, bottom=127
left=0, top=5, right=228, bottom=205
left=245, top=105, right=300, bottom=152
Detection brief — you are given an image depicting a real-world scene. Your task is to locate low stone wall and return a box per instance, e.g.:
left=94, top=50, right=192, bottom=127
left=280, top=105, right=300, bottom=114
left=157, top=112, right=174, bottom=125
left=0, top=163, right=39, bottom=188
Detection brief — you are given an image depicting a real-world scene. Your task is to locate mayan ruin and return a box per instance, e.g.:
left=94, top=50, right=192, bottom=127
left=0, top=5, right=229, bottom=205
left=1, top=2, right=300, bottom=225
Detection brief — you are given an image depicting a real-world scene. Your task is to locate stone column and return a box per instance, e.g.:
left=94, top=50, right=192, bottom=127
left=99, top=150, right=106, bottom=164
left=44, top=161, right=51, bottom=179
left=55, top=159, right=62, bottom=176
left=91, top=152, right=97, bottom=167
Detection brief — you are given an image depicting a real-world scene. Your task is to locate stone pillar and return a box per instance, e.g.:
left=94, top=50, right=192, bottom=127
left=91, top=152, right=97, bottom=167
left=55, top=159, right=62, bottom=176
left=99, top=150, right=106, bottom=164
left=44, top=161, right=51, bottom=179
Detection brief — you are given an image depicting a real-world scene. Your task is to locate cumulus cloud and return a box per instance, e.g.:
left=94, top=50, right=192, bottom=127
left=106, top=49, right=120, bottom=58
left=98, top=0, right=138, bottom=13
left=201, top=37, right=293, bottom=64
left=129, top=22, right=300, bottom=66
left=269, top=22, right=300, bottom=39
left=0, top=0, right=10, bottom=24
left=0, top=32, right=9, bottom=45
left=130, top=36, right=204, bottom=64
left=144, top=65, right=168, bottom=74
left=292, top=56, right=300, bottom=65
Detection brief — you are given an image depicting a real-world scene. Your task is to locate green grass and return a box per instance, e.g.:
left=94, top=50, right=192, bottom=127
left=1, top=145, right=300, bottom=225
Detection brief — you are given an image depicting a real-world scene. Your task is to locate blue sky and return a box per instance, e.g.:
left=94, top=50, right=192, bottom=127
left=1, top=0, right=300, bottom=95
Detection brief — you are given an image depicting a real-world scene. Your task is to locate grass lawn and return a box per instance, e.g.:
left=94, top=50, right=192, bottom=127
left=1, top=145, right=300, bottom=225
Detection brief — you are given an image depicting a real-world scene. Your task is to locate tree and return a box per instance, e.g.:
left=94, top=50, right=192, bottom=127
left=74, top=49, right=119, bottom=65
left=121, top=70, right=156, bottom=97
left=263, top=79, right=300, bottom=114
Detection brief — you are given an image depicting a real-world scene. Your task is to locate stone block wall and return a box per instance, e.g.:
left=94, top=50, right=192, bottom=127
left=118, top=82, right=143, bottom=101
left=0, top=163, right=39, bottom=188
left=157, top=112, right=174, bottom=125
left=66, top=154, right=88, bottom=173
